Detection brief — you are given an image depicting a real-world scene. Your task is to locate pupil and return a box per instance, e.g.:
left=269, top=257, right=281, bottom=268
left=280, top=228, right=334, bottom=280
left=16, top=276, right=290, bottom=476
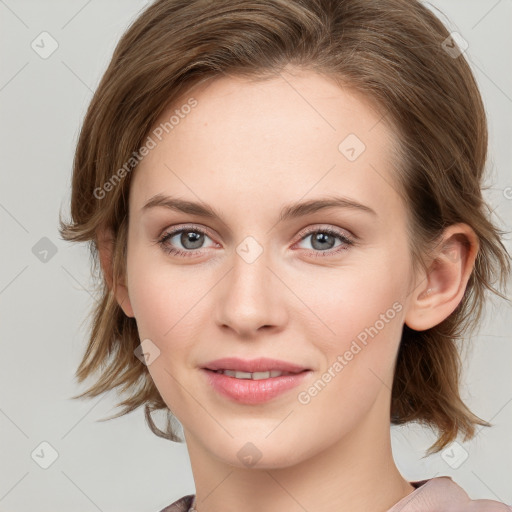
left=312, top=233, right=334, bottom=250
left=182, top=231, right=203, bottom=249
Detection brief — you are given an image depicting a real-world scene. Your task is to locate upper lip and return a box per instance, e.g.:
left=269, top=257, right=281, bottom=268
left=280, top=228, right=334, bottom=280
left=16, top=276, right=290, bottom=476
left=203, top=357, right=309, bottom=373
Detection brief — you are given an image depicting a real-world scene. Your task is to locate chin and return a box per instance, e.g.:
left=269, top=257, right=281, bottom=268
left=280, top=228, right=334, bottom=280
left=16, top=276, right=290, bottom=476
left=204, top=435, right=306, bottom=470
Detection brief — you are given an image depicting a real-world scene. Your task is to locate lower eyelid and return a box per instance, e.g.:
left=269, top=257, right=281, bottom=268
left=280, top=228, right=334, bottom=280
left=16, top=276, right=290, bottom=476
left=294, top=233, right=353, bottom=251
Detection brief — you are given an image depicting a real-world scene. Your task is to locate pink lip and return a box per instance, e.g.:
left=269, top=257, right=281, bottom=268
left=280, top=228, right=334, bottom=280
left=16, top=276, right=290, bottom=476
left=202, top=357, right=309, bottom=373
left=202, top=368, right=312, bottom=405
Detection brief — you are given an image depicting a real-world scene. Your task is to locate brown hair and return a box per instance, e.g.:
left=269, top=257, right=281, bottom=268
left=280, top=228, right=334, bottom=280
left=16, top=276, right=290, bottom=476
left=59, top=0, right=511, bottom=454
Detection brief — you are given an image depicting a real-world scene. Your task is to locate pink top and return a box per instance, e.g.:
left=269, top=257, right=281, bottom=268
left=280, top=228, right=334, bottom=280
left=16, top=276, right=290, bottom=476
left=158, top=477, right=511, bottom=511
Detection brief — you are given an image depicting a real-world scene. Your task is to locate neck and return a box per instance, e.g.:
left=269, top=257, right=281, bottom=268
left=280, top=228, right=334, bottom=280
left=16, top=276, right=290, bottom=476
left=183, top=389, right=415, bottom=512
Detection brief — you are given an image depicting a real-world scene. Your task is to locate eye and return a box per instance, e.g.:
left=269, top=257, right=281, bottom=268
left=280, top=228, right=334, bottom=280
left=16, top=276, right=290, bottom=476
left=157, top=225, right=216, bottom=257
left=294, top=226, right=354, bottom=257
left=156, top=224, right=355, bottom=258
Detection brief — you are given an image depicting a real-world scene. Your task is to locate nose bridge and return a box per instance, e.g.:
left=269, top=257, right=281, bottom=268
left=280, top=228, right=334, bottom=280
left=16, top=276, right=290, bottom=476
left=215, top=234, right=285, bottom=334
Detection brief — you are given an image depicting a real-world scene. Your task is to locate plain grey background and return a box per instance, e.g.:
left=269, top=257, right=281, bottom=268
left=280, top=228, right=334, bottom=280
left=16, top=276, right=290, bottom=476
left=0, top=0, right=511, bottom=510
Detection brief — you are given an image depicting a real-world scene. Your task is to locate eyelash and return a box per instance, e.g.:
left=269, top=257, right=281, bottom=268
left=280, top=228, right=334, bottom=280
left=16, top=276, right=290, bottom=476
left=155, top=224, right=355, bottom=259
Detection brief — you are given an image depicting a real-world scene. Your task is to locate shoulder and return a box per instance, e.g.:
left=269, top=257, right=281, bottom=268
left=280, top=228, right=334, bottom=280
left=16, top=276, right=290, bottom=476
left=157, top=494, right=195, bottom=512
left=388, top=476, right=511, bottom=511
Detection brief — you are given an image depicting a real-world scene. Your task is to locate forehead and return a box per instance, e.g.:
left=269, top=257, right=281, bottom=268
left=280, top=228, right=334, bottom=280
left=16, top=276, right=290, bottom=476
left=130, top=69, right=403, bottom=222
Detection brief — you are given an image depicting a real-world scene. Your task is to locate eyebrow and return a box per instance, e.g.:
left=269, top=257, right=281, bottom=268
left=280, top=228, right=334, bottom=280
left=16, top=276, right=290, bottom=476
left=141, top=193, right=377, bottom=222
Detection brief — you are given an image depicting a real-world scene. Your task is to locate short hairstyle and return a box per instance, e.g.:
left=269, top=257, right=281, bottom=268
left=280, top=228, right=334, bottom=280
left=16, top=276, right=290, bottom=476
left=59, top=0, right=511, bottom=454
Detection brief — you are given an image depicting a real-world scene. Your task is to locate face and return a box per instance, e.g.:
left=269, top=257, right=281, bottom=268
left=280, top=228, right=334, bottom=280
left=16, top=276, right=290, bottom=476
left=122, top=68, right=418, bottom=468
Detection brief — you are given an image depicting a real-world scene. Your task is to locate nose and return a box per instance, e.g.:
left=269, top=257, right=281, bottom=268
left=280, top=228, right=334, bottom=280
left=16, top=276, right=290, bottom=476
left=214, top=244, right=288, bottom=338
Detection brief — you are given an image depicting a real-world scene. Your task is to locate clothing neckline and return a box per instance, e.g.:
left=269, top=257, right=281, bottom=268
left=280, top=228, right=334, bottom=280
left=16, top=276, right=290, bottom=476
left=387, top=476, right=452, bottom=510
left=176, top=476, right=510, bottom=512
left=181, top=478, right=442, bottom=512
left=182, top=478, right=447, bottom=512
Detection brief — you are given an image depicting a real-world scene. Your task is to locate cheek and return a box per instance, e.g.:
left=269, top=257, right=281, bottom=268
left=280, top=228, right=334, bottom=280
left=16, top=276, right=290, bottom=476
left=293, top=281, right=405, bottom=438
left=125, top=257, right=202, bottom=409
left=298, top=252, right=407, bottom=394
left=126, top=242, right=203, bottom=338
left=299, top=253, right=406, bottom=346
left=128, top=276, right=171, bottom=340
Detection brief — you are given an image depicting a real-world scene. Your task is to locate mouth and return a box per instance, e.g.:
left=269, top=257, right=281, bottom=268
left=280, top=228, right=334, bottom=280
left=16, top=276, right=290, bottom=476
left=202, top=356, right=310, bottom=376
left=204, top=368, right=308, bottom=380
left=201, top=367, right=312, bottom=404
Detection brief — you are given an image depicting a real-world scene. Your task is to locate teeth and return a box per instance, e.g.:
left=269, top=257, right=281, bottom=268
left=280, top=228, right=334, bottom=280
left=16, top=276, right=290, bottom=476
left=217, top=369, right=292, bottom=379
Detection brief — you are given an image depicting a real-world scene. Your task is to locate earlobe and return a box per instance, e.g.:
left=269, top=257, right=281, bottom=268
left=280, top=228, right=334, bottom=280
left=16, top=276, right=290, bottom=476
left=96, top=227, right=135, bottom=318
left=404, top=224, right=479, bottom=332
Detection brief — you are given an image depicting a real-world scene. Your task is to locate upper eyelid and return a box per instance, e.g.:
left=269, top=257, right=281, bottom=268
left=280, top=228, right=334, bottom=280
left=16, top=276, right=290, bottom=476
left=295, top=224, right=353, bottom=240
left=160, top=224, right=216, bottom=241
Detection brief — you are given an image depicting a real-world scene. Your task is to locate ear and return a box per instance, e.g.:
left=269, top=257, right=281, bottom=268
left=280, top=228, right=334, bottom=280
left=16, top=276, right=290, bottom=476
left=404, top=223, right=479, bottom=331
left=97, top=226, right=135, bottom=318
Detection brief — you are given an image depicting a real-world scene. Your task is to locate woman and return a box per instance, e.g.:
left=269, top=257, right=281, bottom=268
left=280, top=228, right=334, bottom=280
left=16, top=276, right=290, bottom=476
left=59, top=0, right=511, bottom=510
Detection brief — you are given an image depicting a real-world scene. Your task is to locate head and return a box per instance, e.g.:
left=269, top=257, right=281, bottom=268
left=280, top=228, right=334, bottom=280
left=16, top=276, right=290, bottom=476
left=60, top=0, right=510, bottom=460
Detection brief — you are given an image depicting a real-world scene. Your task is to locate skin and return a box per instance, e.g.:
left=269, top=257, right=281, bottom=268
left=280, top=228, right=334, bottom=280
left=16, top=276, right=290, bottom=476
left=98, top=66, right=479, bottom=512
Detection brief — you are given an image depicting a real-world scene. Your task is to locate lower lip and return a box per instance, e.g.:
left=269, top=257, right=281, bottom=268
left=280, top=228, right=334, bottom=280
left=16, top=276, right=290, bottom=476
left=202, top=369, right=311, bottom=404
